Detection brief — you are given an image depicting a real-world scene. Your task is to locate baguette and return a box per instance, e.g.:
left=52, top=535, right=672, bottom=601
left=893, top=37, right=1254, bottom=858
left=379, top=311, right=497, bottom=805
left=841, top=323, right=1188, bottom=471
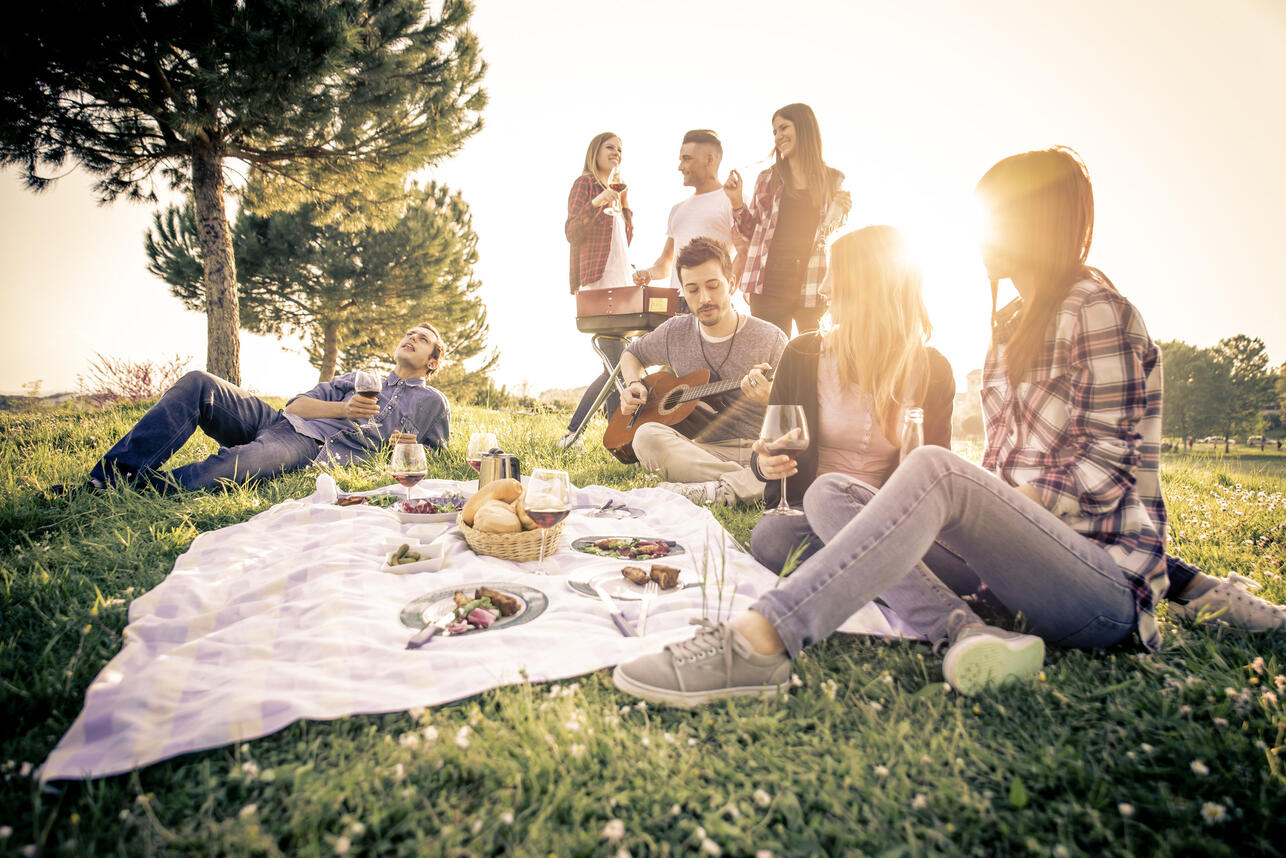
left=461, top=478, right=523, bottom=526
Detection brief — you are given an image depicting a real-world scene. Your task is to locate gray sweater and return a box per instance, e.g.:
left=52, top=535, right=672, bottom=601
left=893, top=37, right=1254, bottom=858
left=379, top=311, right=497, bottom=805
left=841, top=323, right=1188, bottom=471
left=626, top=313, right=787, bottom=442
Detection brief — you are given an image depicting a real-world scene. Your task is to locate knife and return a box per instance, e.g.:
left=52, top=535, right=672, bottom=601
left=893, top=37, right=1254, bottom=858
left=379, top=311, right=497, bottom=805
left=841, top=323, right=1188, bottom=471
left=406, top=611, right=456, bottom=649
left=593, top=584, right=636, bottom=637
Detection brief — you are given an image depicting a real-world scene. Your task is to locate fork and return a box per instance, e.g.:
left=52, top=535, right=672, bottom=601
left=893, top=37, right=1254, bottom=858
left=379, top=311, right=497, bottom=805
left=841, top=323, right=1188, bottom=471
left=638, top=581, right=659, bottom=636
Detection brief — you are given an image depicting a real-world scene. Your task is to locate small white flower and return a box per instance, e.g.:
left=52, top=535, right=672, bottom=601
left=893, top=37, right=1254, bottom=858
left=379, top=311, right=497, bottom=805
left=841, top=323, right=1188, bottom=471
left=423, top=725, right=439, bottom=743
left=549, top=684, right=562, bottom=697
left=348, top=822, right=365, bottom=836
left=393, top=763, right=404, bottom=780
left=869, top=701, right=883, bottom=713
left=873, top=765, right=889, bottom=777
left=1274, top=675, right=1286, bottom=692
left=756, top=851, right=774, bottom=858
left=334, top=835, right=352, bottom=855
left=1118, top=802, right=1135, bottom=818
left=240, top=744, right=251, bottom=753
left=564, top=717, right=582, bottom=732
left=0, top=826, right=11, bottom=839
left=753, top=788, right=772, bottom=808
left=238, top=804, right=257, bottom=819
left=409, top=707, right=425, bottom=720
left=22, top=846, right=36, bottom=858
left=1140, top=743, right=1155, bottom=754
left=883, top=674, right=894, bottom=684
left=635, top=701, right=648, bottom=711
left=570, top=744, right=586, bottom=758
left=620, top=705, right=631, bottom=714
left=455, top=726, right=471, bottom=748
left=1213, top=717, right=1229, bottom=728
left=790, top=674, right=803, bottom=687
left=1191, top=760, right=1210, bottom=776
left=821, top=679, right=838, bottom=700
left=700, top=836, right=721, bottom=855
left=398, top=733, right=420, bottom=748
left=1053, top=846, right=1071, bottom=858
left=471, top=820, right=482, bottom=834
left=1250, top=657, right=1265, bottom=674
left=240, top=761, right=260, bottom=778
left=119, top=810, right=129, bottom=821
left=602, top=818, right=625, bottom=841
left=1263, top=690, right=1279, bottom=705
left=500, top=811, right=514, bottom=825
left=1178, top=704, right=1192, bottom=715
left=911, top=793, right=928, bottom=810
left=616, top=850, right=632, bottom=858
left=640, top=736, right=650, bottom=746
left=688, top=737, right=697, bottom=746
left=670, top=804, right=682, bottom=816
left=1200, top=801, right=1227, bottom=824
left=921, top=754, right=932, bottom=764
left=17, top=763, right=31, bottom=778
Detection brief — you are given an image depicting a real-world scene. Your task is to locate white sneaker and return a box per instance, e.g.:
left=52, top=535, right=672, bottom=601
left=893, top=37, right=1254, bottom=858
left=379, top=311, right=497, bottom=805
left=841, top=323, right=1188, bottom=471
left=1168, top=573, right=1286, bottom=632
left=657, top=480, right=733, bottom=507
left=941, top=610, right=1044, bottom=696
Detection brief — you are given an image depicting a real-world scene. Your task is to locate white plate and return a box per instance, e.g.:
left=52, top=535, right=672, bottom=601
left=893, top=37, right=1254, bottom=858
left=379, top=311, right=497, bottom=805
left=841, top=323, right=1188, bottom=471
left=567, top=561, right=700, bottom=601
left=380, top=542, right=446, bottom=574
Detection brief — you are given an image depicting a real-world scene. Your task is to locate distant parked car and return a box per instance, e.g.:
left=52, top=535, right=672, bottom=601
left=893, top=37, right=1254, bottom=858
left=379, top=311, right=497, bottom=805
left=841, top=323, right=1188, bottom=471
left=1246, top=435, right=1265, bottom=446
left=1200, top=436, right=1228, bottom=444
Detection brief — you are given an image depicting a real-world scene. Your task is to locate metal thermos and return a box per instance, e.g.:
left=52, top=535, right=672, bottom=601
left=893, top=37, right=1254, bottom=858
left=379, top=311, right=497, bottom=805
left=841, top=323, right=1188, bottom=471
left=477, top=449, right=522, bottom=488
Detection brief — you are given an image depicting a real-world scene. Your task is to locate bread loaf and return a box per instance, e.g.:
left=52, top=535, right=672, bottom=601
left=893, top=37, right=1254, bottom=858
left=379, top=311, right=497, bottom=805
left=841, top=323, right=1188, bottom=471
left=473, top=499, right=522, bottom=533
left=514, top=492, right=537, bottom=530
left=462, top=478, right=523, bottom=526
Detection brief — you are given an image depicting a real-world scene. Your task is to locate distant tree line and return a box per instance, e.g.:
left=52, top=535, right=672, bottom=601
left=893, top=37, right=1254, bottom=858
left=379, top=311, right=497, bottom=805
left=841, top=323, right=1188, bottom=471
left=1160, top=336, right=1283, bottom=450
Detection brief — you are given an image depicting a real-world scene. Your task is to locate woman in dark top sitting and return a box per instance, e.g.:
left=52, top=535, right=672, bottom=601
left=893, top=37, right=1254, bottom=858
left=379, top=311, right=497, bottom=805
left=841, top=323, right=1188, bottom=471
left=724, top=103, right=851, bottom=337
left=748, top=226, right=996, bottom=634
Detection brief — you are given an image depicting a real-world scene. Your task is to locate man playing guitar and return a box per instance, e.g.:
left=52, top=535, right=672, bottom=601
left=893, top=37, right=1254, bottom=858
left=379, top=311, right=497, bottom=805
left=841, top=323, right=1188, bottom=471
left=618, top=237, right=787, bottom=506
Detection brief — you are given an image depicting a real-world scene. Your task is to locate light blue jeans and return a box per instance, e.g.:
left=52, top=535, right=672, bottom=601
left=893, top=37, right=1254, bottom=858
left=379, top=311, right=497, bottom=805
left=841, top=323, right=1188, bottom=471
left=751, top=477, right=1009, bottom=645
left=751, top=446, right=1139, bottom=657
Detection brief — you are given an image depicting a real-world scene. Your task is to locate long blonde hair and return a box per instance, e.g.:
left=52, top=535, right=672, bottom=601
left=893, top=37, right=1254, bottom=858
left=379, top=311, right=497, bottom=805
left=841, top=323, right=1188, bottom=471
left=975, top=147, right=1099, bottom=384
left=769, top=103, right=834, bottom=208
left=826, top=226, right=932, bottom=441
left=581, top=131, right=619, bottom=186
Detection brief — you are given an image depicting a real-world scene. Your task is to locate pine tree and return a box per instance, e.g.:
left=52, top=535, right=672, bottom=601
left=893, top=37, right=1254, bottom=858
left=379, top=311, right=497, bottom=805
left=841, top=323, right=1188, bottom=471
left=0, top=0, right=486, bottom=385
left=146, top=182, right=492, bottom=387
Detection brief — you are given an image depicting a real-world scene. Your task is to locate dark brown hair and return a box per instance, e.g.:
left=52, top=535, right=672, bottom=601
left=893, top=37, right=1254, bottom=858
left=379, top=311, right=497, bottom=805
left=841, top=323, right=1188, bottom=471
left=975, top=147, right=1098, bottom=383
left=682, top=128, right=722, bottom=157
left=414, top=322, right=445, bottom=372
left=770, top=103, right=834, bottom=208
left=675, top=236, right=732, bottom=282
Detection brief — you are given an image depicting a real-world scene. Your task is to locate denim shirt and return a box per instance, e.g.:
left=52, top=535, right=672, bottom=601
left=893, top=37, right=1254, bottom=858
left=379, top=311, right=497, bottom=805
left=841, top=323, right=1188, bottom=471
left=283, top=371, right=450, bottom=466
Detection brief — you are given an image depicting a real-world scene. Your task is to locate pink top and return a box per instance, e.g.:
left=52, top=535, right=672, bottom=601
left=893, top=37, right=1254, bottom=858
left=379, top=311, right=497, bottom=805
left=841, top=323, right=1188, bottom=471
left=815, top=351, right=899, bottom=488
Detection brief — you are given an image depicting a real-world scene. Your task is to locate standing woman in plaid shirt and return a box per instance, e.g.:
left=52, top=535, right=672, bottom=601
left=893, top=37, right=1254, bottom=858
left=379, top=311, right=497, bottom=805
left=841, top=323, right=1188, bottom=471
left=724, top=103, right=852, bottom=337
left=563, top=132, right=634, bottom=438
left=613, top=147, right=1172, bottom=706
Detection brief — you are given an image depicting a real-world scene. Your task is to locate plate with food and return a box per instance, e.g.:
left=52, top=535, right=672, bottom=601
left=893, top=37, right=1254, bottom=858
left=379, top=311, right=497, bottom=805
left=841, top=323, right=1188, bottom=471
left=392, top=494, right=468, bottom=523
left=400, top=583, right=547, bottom=636
left=571, top=536, right=684, bottom=560
left=567, top=561, right=699, bottom=601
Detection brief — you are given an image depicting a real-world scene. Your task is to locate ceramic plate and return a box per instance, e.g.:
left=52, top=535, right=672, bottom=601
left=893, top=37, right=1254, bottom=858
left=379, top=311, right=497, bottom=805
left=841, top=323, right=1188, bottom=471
left=399, top=583, right=548, bottom=634
left=570, top=536, right=685, bottom=560
left=567, top=562, right=700, bottom=601
left=571, top=502, right=645, bottom=520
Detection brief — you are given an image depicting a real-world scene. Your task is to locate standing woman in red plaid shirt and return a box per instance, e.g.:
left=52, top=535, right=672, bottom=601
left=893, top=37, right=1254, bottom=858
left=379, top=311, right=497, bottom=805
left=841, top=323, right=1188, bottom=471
left=724, top=103, right=852, bottom=337
left=562, top=132, right=634, bottom=438
left=613, top=147, right=1174, bottom=706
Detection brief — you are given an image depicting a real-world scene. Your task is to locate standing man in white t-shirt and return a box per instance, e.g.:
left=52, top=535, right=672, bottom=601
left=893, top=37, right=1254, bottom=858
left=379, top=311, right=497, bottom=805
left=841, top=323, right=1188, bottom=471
left=633, top=129, right=742, bottom=290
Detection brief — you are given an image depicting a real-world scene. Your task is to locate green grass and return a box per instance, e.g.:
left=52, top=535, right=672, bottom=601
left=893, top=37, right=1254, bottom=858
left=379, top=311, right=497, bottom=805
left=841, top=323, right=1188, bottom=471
left=2, top=403, right=1284, bottom=856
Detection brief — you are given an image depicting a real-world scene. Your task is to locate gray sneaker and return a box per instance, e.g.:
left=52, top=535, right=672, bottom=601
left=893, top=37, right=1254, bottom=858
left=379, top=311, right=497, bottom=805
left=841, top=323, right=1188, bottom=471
left=1168, top=573, right=1286, bottom=632
left=612, top=619, right=791, bottom=707
left=656, top=480, right=733, bottom=507
left=941, top=610, right=1044, bottom=696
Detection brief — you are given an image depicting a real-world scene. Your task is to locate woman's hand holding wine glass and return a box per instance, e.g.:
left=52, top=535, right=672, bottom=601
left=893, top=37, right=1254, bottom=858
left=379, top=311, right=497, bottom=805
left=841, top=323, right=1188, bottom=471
left=758, top=405, right=809, bottom=516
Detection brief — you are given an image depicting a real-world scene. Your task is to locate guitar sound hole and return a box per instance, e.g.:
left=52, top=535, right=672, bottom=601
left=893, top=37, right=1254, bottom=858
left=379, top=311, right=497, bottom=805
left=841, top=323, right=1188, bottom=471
left=663, top=394, right=682, bottom=409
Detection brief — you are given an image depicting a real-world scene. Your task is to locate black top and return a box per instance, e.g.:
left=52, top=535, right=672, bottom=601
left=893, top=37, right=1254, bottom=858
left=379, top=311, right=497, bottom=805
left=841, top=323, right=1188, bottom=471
left=761, top=188, right=820, bottom=296
left=751, top=332, right=956, bottom=507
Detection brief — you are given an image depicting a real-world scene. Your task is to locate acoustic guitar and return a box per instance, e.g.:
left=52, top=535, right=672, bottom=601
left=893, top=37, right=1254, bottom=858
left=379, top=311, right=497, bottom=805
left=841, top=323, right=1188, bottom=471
left=602, top=367, right=774, bottom=464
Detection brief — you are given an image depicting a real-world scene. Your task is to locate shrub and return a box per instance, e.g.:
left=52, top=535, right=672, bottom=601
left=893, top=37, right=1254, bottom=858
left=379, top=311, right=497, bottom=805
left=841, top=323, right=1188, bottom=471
left=77, top=353, right=193, bottom=408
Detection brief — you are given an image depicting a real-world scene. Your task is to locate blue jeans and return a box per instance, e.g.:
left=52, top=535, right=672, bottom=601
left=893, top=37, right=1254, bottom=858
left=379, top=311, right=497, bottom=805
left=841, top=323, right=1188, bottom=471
left=751, top=447, right=1139, bottom=657
left=91, top=371, right=321, bottom=492
left=751, top=476, right=1009, bottom=645
left=568, top=337, right=625, bottom=432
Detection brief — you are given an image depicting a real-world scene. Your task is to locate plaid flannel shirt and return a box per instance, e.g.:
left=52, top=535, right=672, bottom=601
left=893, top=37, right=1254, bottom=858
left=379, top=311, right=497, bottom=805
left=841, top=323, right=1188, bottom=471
left=565, top=172, right=633, bottom=292
left=981, top=279, right=1168, bottom=649
left=733, top=168, right=844, bottom=308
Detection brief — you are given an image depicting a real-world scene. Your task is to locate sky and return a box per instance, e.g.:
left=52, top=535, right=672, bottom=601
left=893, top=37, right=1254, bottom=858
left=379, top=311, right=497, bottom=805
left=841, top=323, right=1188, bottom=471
left=2, top=0, right=1284, bottom=398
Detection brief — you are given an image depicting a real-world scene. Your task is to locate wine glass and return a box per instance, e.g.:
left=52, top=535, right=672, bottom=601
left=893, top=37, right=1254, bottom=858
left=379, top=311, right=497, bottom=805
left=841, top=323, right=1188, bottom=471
left=353, top=369, right=382, bottom=431
left=525, top=468, right=571, bottom=574
left=604, top=168, right=625, bottom=216
left=466, top=431, right=498, bottom=474
left=759, top=405, right=809, bottom=516
left=391, top=442, right=427, bottom=502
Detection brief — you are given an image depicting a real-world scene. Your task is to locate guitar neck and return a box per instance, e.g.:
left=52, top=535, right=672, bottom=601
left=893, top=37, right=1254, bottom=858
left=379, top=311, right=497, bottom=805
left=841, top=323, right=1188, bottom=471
left=673, top=368, right=775, bottom=405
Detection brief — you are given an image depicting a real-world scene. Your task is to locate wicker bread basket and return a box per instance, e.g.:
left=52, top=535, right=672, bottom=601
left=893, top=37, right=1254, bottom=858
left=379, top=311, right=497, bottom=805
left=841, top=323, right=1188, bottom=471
left=456, top=513, right=565, bottom=562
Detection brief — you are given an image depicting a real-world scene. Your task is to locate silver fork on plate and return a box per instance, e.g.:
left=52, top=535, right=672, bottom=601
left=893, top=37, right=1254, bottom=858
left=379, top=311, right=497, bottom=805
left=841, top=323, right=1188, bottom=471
left=638, top=581, right=659, bottom=636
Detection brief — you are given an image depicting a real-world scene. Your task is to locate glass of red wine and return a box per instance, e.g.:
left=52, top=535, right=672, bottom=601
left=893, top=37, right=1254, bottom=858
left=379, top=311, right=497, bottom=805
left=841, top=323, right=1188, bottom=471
left=465, top=431, right=497, bottom=474
left=390, top=442, right=428, bottom=502
left=525, top=468, right=571, bottom=574
left=760, top=405, right=809, bottom=516
left=605, top=168, right=625, bottom=216
left=353, top=369, right=382, bottom=431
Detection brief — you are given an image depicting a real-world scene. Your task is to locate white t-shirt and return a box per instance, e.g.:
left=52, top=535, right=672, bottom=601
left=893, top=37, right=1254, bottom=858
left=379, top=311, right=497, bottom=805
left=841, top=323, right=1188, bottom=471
left=667, top=190, right=735, bottom=289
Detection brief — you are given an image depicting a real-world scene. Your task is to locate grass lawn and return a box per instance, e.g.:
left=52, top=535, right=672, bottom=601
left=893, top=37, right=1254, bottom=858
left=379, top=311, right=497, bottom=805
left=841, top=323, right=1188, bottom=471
left=2, top=402, right=1284, bottom=856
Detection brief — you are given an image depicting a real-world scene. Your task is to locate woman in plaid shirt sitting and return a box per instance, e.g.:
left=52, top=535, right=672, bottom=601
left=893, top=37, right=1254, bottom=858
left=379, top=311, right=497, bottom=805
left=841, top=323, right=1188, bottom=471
left=615, top=147, right=1182, bottom=705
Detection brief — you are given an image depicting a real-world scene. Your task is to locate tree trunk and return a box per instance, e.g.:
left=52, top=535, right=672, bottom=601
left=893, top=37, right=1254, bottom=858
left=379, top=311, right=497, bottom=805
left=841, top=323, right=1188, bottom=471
left=318, top=321, right=340, bottom=382
left=190, top=146, right=241, bottom=385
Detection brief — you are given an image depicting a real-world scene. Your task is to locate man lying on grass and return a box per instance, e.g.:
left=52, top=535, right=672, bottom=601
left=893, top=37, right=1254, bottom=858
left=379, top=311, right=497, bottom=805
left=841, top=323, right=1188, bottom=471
left=58, top=324, right=450, bottom=494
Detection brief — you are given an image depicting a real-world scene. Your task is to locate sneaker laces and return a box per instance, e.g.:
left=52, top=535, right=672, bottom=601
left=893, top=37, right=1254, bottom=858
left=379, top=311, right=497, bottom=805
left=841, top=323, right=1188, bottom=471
left=666, top=619, right=727, bottom=663
left=1225, top=572, right=1264, bottom=593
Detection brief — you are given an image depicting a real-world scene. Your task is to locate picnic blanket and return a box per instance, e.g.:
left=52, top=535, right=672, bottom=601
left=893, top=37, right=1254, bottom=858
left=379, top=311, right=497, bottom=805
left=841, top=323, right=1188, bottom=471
left=39, top=476, right=917, bottom=781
